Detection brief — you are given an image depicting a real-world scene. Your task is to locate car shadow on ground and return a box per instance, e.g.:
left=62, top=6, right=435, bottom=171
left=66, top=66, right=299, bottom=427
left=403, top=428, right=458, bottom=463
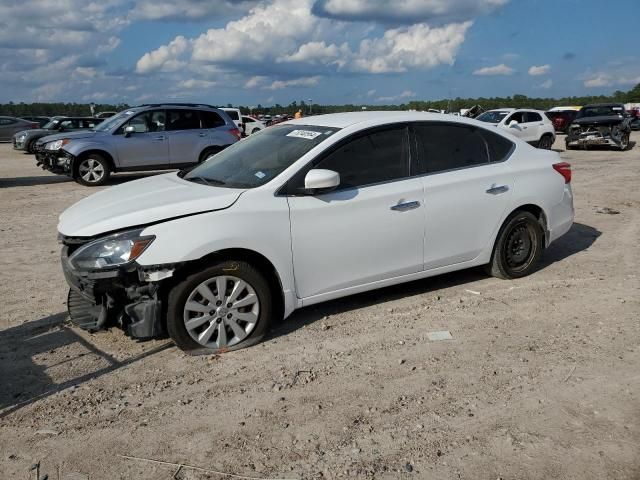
left=0, top=171, right=165, bottom=188
left=0, top=314, right=171, bottom=417
left=271, top=222, right=600, bottom=340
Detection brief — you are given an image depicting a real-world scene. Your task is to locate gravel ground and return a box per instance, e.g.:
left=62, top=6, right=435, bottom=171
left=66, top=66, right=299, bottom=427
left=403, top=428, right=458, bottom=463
left=0, top=136, right=639, bottom=480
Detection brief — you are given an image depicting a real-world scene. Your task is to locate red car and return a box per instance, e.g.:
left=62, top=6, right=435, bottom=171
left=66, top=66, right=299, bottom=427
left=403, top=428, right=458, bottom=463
left=545, top=110, right=579, bottom=133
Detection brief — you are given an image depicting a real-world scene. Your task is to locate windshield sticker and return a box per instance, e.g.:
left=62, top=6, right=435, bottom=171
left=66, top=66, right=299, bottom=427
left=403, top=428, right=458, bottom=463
left=324, top=130, right=334, bottom=135
left=287, top=129, right=321, bottom=140
left=254, top=171, right=266, bottom=179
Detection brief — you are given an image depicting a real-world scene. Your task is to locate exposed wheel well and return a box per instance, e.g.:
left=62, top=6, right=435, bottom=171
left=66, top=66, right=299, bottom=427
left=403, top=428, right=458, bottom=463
left=199, top=146, right=223, bottom=162
left=169, top=248, right=285, bottom=324
left=73, top=150, right=115, bottom=176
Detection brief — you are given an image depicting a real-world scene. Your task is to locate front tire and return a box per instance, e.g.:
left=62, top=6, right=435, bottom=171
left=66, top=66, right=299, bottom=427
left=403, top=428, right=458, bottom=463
left=538, top=134, right=553, bottom=150
left=617, top=132, right=630, bottom=151
left=167, top=260, right=273, bottom=354
left=486, top=211, right=544, bottom=280
left=75, top=154, right=111, bottom=186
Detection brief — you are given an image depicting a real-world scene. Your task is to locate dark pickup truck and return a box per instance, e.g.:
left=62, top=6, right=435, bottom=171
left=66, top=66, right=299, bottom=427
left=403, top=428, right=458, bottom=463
left=566, top=104, right=631, bottom=150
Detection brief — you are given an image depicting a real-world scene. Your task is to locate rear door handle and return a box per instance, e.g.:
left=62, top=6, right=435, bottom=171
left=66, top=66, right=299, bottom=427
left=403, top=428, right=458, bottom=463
left=198, top=133, right=207, bottom=137
left=486, top=184, right=509, bottom=195
left=154, top=135, right=166, bottom=141
left=391, top=201, right=421, bottom=211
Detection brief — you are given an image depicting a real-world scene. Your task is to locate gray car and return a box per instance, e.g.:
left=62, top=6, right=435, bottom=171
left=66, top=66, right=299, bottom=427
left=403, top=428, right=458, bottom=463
left=36, top=104, right=241, bottom=186
left=0, top=116, right=38, bottom=141
left=13, top=116, right=102, bottom=153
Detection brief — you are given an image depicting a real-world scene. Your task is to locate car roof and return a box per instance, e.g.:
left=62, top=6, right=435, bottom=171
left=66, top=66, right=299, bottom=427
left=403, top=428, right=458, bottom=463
left=283, top=111, right=469, bottom=129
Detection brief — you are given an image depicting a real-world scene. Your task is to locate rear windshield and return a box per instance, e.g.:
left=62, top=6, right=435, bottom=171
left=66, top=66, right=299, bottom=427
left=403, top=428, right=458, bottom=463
left=476, top=111, right=509, bottom=124
left=182, top=124, right=339, bottom=188
left=577, top=106, right=625, bottom=118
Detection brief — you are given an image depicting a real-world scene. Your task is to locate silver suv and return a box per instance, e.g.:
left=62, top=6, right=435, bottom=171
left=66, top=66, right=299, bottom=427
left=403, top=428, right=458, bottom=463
left=35, top=104, right=241, bottom=186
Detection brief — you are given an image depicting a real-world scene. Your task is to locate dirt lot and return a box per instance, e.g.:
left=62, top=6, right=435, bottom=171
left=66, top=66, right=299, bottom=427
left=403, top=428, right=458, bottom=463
left=1, top=136, right=639, bottom=480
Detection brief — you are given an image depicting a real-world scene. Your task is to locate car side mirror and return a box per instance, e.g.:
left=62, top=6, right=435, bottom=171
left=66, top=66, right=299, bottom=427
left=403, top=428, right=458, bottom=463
left=124, top=125, right=136, bottom=137
left=303, top=169, right=340, bottom=194
left=509, top=120, right=519, bottom=127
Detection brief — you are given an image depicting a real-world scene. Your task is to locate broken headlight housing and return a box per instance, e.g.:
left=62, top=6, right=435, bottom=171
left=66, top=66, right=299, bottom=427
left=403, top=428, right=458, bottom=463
left=69, top=229, right=155, bottom=270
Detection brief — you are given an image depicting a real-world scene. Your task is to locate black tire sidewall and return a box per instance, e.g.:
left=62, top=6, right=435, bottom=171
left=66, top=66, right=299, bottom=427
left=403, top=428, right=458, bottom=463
left=166, top=260, right=273, bottom=354
left=75, top=154, right=111, bottom=186
left=490, top=211, right=544, bottom=279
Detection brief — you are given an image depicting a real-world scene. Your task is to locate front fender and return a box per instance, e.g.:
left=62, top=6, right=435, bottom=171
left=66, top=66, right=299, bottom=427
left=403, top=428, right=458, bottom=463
left=63, top=142, right=118, bottom=166
left=135, top=199, right=297, bottom=317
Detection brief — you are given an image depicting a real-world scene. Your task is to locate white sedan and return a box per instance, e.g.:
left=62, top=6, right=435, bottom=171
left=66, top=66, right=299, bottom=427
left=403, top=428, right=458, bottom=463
left=58, top=112, right=574, bottom=354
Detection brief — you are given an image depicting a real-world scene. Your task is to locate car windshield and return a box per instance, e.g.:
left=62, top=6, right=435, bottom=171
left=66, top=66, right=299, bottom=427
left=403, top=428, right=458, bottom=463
left=92, top=109, right=140, bottom=132
left=476, top=111, right=510, bottom=124
left=577, top=106, right=625, bottom=118
left=183, top=124, right=340, bottom=188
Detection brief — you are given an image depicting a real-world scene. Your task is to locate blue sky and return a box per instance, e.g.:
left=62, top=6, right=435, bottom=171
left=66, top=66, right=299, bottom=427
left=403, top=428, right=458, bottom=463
left=1, top=0, right=638, bottom=106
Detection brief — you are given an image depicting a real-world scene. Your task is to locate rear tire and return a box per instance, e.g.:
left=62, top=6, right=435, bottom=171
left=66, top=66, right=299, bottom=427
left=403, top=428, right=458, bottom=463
left=486, top=211, right=544, bottom=280
left=75, top=154, right=111, bottom=186
left=166, top=260, right=273, bottom=354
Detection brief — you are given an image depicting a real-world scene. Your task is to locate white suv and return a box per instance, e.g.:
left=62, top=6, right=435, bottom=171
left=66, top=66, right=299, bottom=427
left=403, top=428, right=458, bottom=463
left=58, top=112, right=573, bottom=354
left=477, top=109, right=556, bottom=149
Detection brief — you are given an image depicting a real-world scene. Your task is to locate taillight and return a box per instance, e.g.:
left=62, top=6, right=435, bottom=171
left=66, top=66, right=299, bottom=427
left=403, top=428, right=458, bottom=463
left=553, top=162, right=571, bottom=183
left=230, top=127, right=241, bottom=140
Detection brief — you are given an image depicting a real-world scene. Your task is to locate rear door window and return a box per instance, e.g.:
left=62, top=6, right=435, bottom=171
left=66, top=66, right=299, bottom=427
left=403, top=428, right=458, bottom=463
left=167, top=110, right=200, bottom=131
left=413, top=123, right=491, bottom=174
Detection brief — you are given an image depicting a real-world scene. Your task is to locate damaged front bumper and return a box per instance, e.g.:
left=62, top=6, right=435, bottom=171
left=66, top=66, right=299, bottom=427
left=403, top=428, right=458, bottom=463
left=35, top=147, right=73, bottom=175
left=61, top=245, right=176, bottom=339
left=566, top=125, right=629, bottom=149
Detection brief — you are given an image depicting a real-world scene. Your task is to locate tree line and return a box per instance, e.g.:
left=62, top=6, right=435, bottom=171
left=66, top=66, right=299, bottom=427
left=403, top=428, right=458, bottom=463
left=2, top=83, right=638, bottom=118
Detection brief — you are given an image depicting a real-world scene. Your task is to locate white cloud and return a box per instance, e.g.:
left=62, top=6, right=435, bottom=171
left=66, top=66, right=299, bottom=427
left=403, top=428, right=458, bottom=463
left=375, top=89, right=416, bottom=103
left=245, top=76, right=269, bottom=89
left=473, top=63, right=514, bottom=76
left=265, top=76, right=321, bottom=90
left=540, top=79, right=553, bottom=89
left=136, top=36, right=190, bottom=74
left=350, top=21, right=471, bottom=73
left=178, top=79, right=217, bottom=89
left=313, top=0, right=509, bottom=24
left=583, top=72, right=640, bottom=88
left=528, top=64, right=550, bottom=76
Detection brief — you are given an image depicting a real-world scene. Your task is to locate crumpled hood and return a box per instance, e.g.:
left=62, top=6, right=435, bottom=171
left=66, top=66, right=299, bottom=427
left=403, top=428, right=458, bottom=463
left=58, top=172, right=245, bottom=237
left=36, top=130, right=98, bottom=145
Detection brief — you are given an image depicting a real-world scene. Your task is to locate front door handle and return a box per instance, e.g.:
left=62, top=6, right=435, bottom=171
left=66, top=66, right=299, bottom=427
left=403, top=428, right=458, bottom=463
left=486, top=184, right=509, bottom=195
left=154, top=135, right=166, bottom=141
left=391, top=201, right=421, bottom=211
left=198, top=133, right=207, bottom=137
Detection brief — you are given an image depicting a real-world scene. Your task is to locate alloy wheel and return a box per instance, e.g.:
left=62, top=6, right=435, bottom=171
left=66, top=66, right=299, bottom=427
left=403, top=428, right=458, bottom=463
left=183, top=275, right=260, bottom=349
left=78, top=158, right=105, bottom=183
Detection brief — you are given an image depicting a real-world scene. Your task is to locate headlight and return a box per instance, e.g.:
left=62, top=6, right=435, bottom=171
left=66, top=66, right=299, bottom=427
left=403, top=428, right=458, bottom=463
left=69, top=229, right=155, bottom=270
left=46, top=139, right=71, bottom=150
left=17, top=134, right=26, bottom=141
